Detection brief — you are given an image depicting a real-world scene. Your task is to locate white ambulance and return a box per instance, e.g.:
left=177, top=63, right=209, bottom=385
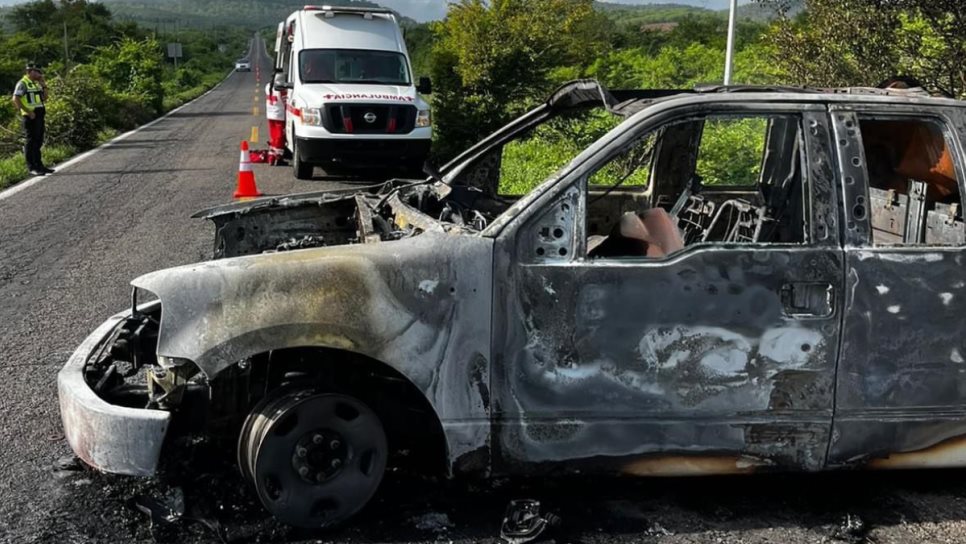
left=276, top=5, right=432, bottom=179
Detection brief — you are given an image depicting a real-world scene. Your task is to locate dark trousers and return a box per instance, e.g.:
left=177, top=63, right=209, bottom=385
left=22, top=108, right=45, bottom=170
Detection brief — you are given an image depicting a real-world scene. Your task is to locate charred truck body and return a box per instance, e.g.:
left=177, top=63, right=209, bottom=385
left=60, top=80, right=966, bottom=528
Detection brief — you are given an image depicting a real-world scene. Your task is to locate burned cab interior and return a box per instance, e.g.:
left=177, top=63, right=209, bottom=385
left=433, top=91, right=809, bottom=260
left=583, top=113, right=807, bottom=259
left=860, top=116, right=965, bottom=245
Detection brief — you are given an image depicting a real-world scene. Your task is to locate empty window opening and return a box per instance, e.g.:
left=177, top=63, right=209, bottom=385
left=860, top=117, right=964, bottom=246
left=586, top=114, right=806, bottom=260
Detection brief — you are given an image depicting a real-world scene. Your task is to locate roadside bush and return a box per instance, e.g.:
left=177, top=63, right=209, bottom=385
left=91, top=37, right=165, bottom=115
left=106, top=91, right=156, bottom=132
left=498, top=110, right=623, bottom=195
left=163, top=72, right=226, bottom=111
left=44, top=65, right=112, bottom=150
left=175, top=66, right=203, bottom=88
left=696, top=117, right=767, bottom=186
left=0, top=116, right=24, bottom=156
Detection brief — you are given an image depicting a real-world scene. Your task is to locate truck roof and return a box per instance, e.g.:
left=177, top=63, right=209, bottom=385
left=627, top=85, right=966, bottom=113
left=293, top=7, right=405, bottom=53
left=537, top=80, right=964, bottom=119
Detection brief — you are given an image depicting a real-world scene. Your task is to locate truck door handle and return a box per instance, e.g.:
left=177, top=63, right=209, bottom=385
left=780, top=282, right=835, bottom=317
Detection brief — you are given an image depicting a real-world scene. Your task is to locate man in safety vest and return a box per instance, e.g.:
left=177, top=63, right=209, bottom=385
left=265, top=75, right=287, bottom=166
left=11, top=63, right=52, bottom=176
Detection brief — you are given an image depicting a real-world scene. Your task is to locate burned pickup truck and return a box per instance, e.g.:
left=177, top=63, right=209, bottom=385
left=60, top=80, right=966, bottom=528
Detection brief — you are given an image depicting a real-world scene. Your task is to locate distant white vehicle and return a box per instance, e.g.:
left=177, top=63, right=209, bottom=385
left=235, top=60, right=251, bottom=72
left=275, top=5, right=432, bottom=178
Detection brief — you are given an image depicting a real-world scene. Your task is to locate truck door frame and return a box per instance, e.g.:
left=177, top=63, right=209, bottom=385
left=828, top=104, right=966, bottom=468
left=488, top=98, right=846, bottom=474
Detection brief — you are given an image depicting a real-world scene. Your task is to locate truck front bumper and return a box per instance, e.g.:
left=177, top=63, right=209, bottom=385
left=296, top=136, right=431, bottom=165
left=57, top=303, right=170, bottom=477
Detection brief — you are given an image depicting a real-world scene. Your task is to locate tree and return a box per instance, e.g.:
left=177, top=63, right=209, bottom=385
left=893, top=1, right=966, bottom=97
left=91, top=37, right=165, bottom=114
left=429, top=0, right=610, bottom=160
left=761, top=0, right=966, bottom=97
left=403, top=22, right=434, bottom=79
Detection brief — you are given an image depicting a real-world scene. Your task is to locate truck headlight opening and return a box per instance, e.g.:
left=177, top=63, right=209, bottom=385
left=416, top=110, right=431, bottom=128
left=302, top=107, right=323, bottom=126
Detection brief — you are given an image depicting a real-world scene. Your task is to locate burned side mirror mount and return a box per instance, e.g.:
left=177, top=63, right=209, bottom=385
left=422, top=161, right=444, bottom=183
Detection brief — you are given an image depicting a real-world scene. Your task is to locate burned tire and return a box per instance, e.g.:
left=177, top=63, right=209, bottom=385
left=293, top=145, right=313, bottom=180
left=238, top=390, right=387, bottom=528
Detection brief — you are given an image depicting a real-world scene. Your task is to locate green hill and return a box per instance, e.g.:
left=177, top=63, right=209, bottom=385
left=594, top=1, right=801, bottom=25
left=101, top=0, right=801, bottom=29
left=100, top=0, right=415, bottom=29
left=595, top=2, right=713, bottom=24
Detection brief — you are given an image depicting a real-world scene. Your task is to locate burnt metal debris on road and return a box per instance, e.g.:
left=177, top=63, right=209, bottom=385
left=500, top=499, right=562, bottom=544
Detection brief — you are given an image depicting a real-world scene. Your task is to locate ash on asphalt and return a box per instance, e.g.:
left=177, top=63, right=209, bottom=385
left=44, top=437, right=966, bottom=544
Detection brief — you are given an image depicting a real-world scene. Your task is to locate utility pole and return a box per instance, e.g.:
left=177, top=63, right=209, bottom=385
left=724, top=0, right=738, bottom=85
left=63, top=21, right=69, bottom=68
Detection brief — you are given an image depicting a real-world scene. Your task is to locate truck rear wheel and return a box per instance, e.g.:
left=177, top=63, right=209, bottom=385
left=238, top=390, right=387, bottom=528
left=293, top=145, right=314, bottom=180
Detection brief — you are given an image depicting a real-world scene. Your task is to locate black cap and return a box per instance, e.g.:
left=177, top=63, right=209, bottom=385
left=25, top=63, right=43, bottom=74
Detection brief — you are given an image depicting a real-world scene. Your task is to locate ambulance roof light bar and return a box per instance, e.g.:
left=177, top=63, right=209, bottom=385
left=304, top=5, right=396, bottom=19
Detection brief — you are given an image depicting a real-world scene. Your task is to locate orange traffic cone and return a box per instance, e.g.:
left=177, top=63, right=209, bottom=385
left=234, top=140, right=263, bottom=199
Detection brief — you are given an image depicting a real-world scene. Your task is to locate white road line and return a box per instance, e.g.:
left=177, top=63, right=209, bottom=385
left=0, top=68, right=239, bottom=203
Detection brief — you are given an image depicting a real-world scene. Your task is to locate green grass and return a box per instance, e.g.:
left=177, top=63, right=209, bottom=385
left=499, top=138, right=583, bottom=196
left=0, top=144, right=76, bottom=190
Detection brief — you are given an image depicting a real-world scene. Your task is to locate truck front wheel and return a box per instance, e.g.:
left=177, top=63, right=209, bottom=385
left=238, top=390, right=388, bottom=528
left=293, top=144, right=314, bottom=180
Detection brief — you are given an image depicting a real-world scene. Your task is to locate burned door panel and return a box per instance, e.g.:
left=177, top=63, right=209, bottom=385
left=830, top=250, right=966, bottom=466
left=495, top=248, right=841, bottom=473
left=829, top=108, right=966, bottom=467
left=492, top=107, right=843, bottom=474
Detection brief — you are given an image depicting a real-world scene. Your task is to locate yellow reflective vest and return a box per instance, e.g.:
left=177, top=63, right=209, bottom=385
left=17, top=75, right=44, bottom=115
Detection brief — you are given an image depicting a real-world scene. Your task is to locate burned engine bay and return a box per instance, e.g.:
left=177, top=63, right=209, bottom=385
left=78, top=180, right=507, bottom=424
left=196, top=181, right=503, bottom=259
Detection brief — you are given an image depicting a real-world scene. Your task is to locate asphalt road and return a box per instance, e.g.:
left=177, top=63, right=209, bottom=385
left=4, top=35, right=966, bottom=544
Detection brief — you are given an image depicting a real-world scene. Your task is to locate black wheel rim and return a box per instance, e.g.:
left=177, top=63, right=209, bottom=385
left=238, top=389, right=313, bottom=482
left=242, top=392, right=387, bottom=528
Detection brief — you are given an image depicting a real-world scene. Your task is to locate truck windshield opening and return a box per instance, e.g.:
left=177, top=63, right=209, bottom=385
left=300, top=49, right=411, bottom=85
